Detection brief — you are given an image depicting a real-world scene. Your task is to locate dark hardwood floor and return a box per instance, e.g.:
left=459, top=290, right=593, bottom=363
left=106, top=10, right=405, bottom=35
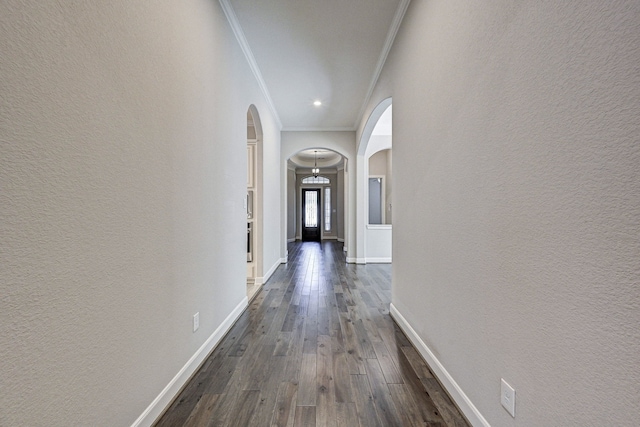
left=154, top=241, right=470, bottom=427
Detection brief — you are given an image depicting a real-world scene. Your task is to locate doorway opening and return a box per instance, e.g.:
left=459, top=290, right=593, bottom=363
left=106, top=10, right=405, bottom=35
left=302, top=188, right=321, bottom=241
left=357, top=98, right=393, bottom=264
left=246, top=106, right=263, bottom=300
left=287, top=149, right=345, bottom=245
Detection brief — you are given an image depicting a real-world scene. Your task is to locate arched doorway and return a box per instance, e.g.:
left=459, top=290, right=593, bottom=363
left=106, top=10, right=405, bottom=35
left=357, top=98, right=393, bottom=263
left=287, top=149, right=345, bottom=244
left=246, top=106, right=263, bottom=299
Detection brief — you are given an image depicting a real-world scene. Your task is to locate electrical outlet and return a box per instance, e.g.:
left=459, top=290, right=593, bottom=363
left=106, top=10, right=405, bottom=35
left=193, top=312, right=199, bottom=332
left=501, top=378, right=516, bottom=417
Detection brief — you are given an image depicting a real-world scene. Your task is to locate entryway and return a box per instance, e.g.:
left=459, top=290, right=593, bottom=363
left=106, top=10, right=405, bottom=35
left=301, top=188, right=321, bottom=241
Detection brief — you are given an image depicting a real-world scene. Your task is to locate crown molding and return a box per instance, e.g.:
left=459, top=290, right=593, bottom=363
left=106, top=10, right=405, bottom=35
left=353, top=0, right=411, bottom=130
left=218, top=0, right=283, bottom=130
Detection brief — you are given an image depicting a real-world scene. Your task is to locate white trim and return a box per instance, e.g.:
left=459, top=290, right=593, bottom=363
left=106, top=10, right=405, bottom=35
left=366, top=224, right=392, bottom=230
left=132, top=297, right=249, bottom=427
left=218, top=0, right=282, bottom=129
left=346, top=257, right=356, bottom=263
left=322, top=236, right=338, bottom=240
left=282, top=126, right=356, bottom=132
left=389, top=304, right=491, bottom=427
left=353, top=0, right=411, bottom=130
left=365, top=257, right=392, bottom=263
left=256, top=258, right=284, bottom=285
left=346, top=257, right=366, bottom=265
left=337, top=238, right=345, bottom=242
left=287, top=238, right=296, bottom=243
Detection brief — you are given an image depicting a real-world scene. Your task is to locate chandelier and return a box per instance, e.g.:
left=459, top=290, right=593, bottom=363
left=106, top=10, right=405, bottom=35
left=312, top=150, right=320, bottom=177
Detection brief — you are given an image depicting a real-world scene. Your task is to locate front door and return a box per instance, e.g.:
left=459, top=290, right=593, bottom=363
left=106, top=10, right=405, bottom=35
left=302, top=189, right=321, bottom=241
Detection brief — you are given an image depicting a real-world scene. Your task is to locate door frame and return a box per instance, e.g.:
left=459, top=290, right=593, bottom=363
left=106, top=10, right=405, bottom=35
left=301, top=188, right=322, bottom=241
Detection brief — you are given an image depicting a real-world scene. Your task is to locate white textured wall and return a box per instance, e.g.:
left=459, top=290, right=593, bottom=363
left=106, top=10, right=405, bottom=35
left=259, top=109, right=283, bottom=274
left=361, top=0, right=640, bottom=425
left=0, top=1, right=280, bottom=425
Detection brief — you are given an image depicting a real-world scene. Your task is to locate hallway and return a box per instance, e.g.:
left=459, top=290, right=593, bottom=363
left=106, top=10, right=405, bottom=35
left=155, top=241, right=469, bottom=426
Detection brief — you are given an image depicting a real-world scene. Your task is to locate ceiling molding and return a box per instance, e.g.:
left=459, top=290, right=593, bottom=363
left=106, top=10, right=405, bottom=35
left=218, top=0, right=283, bottom=130
left=281, top=126, right=356, bottom=132
left=352, top=0, right=411, bottom=130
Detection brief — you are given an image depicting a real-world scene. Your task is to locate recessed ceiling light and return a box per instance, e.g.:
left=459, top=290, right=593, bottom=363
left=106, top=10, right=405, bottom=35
left=313, top=100, right=322, bottom=106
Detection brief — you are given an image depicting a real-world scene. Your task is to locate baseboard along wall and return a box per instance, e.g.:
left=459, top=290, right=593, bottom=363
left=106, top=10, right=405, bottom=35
left=131, top=297, right=249, bottom=427
left=389, top=303, right=491, bottom=427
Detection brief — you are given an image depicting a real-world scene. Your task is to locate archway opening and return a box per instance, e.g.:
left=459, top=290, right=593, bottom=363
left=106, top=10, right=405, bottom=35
left=246, top=106, right=263, bottom=300
left=287, top=148, right=346, bottom=243
left=357, top=99, right=393, bottom=264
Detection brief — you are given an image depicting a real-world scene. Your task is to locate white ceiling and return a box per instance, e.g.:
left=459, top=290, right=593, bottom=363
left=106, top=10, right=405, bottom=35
left=289, top=149, right=343, bottom=169
left=224, top=0, right=409, bottom=131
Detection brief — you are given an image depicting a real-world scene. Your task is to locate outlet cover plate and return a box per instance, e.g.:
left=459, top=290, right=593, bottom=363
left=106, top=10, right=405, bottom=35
left=193, top=312, right=199, bottom=332
left=501, top=378, right=516, bottom=417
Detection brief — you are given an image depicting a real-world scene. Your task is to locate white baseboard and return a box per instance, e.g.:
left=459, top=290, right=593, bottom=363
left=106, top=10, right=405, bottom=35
left=345, top=257, right=366, bottom=264
left=389, top=304, right=490, bottom=427
left=337, top=238, right=345, bottom=242
left=322, top=236, right=338, bottom=240
left=256, top=258, right=284, bottom=285
left=287, top=237, right=296, bottom=243
left=365, top=257, right=392, bottom=263
left=131, top=296, right=249, bottom=427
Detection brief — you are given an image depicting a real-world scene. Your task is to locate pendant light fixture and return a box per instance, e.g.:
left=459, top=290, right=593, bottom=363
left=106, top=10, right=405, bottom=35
left=312, top=150, right=320, bottom=178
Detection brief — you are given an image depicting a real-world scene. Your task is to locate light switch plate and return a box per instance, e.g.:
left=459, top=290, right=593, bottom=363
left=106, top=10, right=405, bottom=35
left=501, top=378, right=516, bottom=417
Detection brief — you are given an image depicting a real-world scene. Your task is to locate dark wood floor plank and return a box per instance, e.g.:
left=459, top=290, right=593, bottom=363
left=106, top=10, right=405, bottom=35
left=154, top=241, right=470, bottom=427
left=271, top=381, right=298, bottom=427
left=401, top=346, right=436, bottom=380
left=203, top=352, right=241, bottom=395
left=247, top=357, right=287, bottom=426
left=227, top=390, right=261, bottom=427
left=337, top=311, right=366, bottom=375
left=372, top=340, right=404, bottom=384
left=419, top=377, right=470, bottom=427
left=388, top=382, right=445, bottom=427
left=351, top=316, right=377, bottom=359
left=350, top=374, right=383, bottom=427
left=316, top=335, right=336, bottom=427
left=294, top=406, right=316, bottom=427
left=274, top=331, right=292, bottom=356
left=331, top=335, right=354, bottom=404
left=244, top=344, right=276, bottom=391
left=204, top=362, right=248, bottom=427
left=394, top=348, right=447, bottom=425
left=364, top=358, right=404, bottom=426
left=297, top=353, right=317, bottom=406
left=182, top=393, right=220, bottom=427
left=335, top=402, right=359, bottom=427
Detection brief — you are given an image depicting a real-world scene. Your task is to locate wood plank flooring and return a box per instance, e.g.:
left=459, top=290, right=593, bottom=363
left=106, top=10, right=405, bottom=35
left=154, top=241, right=470, bottom=427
